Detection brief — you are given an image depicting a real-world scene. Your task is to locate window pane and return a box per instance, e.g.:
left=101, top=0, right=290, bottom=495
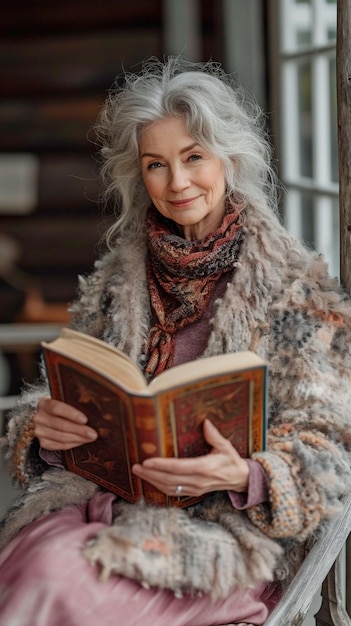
left=300, top=192, right=314, bottom=247
left=329, top=56, right=338, bottom=183
left=314, top=195, right=340, bottom=277
left=291, top=193, right=339, bottom=275
left=279, top=0, right=339, bottom=277
left=281, top=0, right=312, bottom=52
left=318, top=0, right=337, bottom=45
left=298, top=62, right=313, bottom=177
left=297, top=30, right=312, bottom=47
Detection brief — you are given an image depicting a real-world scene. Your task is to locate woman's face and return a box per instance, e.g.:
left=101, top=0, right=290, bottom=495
left=140, top=117, right=226, bottom=240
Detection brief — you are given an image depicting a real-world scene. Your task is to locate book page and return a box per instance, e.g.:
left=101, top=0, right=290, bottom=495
left=42, top=328, right=147, bottom=392
left=149, top=351, right=265, bottom=394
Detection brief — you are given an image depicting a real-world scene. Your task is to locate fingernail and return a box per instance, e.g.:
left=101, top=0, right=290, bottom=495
left=87, top=430, right=98, bottom=440
left=142, top=459, right=154, bottom=468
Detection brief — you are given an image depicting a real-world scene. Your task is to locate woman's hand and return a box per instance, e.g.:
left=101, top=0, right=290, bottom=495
left=34, top=396, right=98, bottom=450
left=132, top=419, right=250, bottom=497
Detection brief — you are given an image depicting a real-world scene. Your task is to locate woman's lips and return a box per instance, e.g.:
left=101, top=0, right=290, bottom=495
left=168, top=196, right=200, bottom=208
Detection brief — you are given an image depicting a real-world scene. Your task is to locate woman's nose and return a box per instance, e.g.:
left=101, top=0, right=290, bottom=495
left=169, top=165, right=191, bottom=191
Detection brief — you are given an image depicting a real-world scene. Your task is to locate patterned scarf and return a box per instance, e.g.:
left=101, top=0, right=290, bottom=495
left=144, top=201, right=243, bottom=378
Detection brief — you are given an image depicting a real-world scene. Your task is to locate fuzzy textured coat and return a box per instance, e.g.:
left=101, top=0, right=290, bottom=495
left=2, top=200, right=351, bottom=601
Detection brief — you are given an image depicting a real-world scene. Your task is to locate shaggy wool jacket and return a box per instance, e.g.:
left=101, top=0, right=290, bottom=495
left=1, top=201, right=351, bottom=599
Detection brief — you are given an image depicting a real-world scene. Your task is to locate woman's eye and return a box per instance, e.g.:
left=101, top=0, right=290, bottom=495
left=188, top=154, right=202, bottom=162
left=147, top=161, right=163, bottom=170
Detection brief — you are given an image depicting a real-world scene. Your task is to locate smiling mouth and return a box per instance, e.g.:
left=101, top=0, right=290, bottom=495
left=168, top=196, right=200, bottom=207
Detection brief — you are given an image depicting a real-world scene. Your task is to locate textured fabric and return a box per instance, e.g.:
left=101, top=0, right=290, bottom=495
left=228, top=460, right=269, bottom=509
left=2, top=199, right=351, bottom=605
left=0, top=492, right=278, bottom=626
left=82, top=493, right=282, bottom=599
left=172, top=273, right=229, bottom=366
left=0, top=469, right=283, bottom=599
left=144, top=202, right=242, bottom=377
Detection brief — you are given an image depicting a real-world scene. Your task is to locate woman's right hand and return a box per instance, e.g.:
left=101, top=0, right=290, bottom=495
left=34, top=396, right=98, bottom=451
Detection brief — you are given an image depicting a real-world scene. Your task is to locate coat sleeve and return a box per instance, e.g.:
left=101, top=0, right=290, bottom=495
left=2, top=259, right=110, bottom=485
left=1, top=372, right=50, bottom=484
left=249, top=283, right=351, bottom=541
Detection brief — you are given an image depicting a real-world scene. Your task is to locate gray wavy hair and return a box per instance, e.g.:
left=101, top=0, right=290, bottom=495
left=95, top=56, right=279, bottom=245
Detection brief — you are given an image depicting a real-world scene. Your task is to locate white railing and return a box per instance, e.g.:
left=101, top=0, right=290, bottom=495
left=0, top=323, right=62, bottom=434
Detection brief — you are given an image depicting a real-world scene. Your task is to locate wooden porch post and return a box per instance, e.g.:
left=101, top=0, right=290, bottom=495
left=336, top=1, right=351, bottom=613
left=337, top=0, right=351, bottom=296
left=315, top=1, right=351, bottom=623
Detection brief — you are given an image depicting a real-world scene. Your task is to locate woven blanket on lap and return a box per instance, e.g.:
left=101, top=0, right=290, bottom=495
left=0, top=470, right=283, bottom=600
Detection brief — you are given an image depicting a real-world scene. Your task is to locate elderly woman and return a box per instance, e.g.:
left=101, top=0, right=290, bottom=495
left=1, top=57, right=351, bottom=626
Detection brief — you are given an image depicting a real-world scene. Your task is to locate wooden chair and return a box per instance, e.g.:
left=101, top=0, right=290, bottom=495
left=265, top=496, right=351, bottom=626
left=220, top=497, right=351, bottom=625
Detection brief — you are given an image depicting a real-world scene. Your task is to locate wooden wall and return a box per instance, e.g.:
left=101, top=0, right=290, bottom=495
left=0, top=0, right=224, bottom=314
left=0, top=0, right=162, bottom=310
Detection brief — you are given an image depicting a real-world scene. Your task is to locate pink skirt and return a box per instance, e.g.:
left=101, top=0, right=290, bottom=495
left=0, top=492, right=280, bottom=626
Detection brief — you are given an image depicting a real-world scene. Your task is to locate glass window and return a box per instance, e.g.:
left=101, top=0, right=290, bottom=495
left=278, top=0, right=339, bottom=276
left=298, top=61, right=313, bottom=178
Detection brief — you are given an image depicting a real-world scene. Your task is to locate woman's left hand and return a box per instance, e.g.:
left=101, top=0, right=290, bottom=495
left=131, top=419, right=250, bottom=497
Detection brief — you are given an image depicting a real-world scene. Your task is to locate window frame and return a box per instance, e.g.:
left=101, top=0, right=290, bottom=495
left=268, top=0, right=339, bottom=276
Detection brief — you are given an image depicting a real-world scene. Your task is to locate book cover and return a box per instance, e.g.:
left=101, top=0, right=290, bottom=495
left=42, top=330, right=268, bottom=508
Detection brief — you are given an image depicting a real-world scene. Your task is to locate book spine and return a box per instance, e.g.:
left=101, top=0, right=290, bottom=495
left=132, top=396, right=169, bottom=506
left=132, top=396, right=207, bottom=508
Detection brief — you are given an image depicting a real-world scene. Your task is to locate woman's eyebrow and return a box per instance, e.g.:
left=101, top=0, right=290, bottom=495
left=140, top=142, right=200, bottom=159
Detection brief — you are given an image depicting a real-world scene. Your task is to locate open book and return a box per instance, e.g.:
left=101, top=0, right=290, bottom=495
left=42, top=328, right=268, bottom=508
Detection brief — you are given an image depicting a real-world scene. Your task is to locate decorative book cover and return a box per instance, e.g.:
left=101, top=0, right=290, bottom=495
left=42, top=329, right=268, bottom=508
